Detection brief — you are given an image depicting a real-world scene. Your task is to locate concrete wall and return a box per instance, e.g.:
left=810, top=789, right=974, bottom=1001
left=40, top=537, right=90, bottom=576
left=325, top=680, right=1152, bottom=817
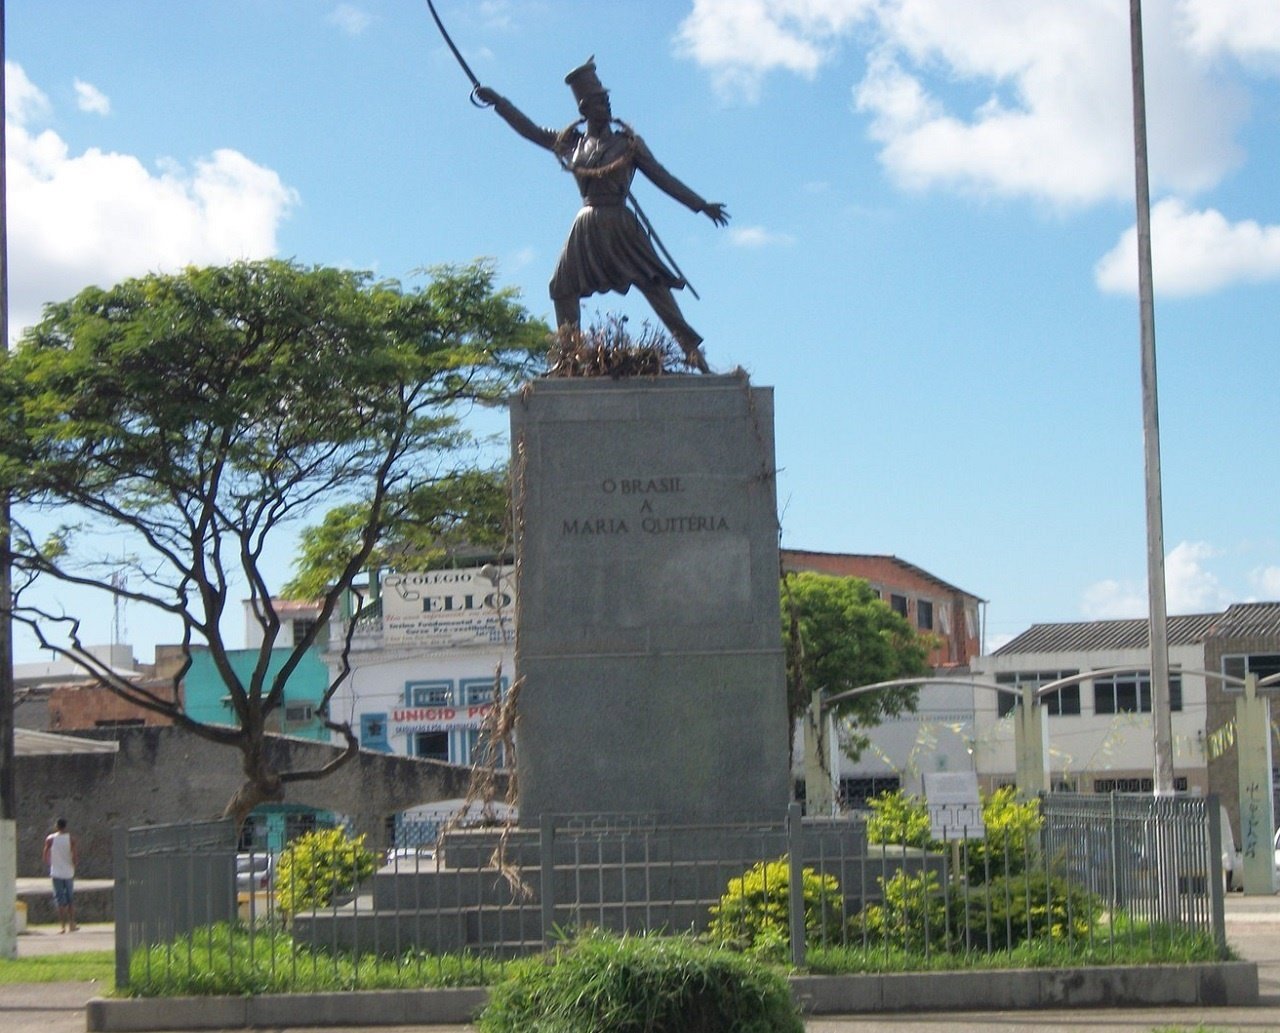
left=14, top=726, right=486, bottom=877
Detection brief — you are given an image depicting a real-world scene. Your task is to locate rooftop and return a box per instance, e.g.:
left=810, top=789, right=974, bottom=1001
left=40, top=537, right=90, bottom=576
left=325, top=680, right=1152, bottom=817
left=995, top=602, right=1280, bottom=656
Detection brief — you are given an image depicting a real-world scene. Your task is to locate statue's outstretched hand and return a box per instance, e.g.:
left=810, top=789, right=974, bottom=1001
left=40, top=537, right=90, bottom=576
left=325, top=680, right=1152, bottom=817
left=474, top=85, right=501, bottom=107
left=703, top=203, right=730, bottom=227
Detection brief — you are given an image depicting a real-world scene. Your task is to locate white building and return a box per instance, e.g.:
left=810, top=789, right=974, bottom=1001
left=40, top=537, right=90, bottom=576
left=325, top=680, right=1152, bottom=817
left=971, top=614, right=1222, bottom=796
left=322, top=564, right=515, bottom=766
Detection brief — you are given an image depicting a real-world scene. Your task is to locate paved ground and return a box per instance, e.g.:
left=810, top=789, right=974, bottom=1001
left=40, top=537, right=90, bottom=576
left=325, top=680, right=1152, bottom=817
left=3, top=899, right=1279, bottom=1033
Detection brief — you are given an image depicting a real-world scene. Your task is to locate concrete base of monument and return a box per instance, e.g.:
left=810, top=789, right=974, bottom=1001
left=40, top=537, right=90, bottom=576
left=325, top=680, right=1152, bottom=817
left=510, top=372, right=791, bottom=826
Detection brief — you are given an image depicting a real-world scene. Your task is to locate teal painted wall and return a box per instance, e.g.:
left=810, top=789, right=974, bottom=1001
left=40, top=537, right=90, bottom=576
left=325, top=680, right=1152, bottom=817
left=183, top=647, right=331, bottom=741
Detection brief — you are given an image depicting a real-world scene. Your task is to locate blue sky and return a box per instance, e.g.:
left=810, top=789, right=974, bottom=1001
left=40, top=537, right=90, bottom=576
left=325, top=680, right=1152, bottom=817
left=5, top=0, right=1279, bottom=662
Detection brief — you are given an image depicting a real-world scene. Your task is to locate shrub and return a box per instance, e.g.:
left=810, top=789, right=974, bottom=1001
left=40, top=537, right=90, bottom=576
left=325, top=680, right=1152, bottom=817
left=126, top=922, right=502, bottom=995
left=864, top=787, right=1044, bottom=883
left=957, top=872, right=1101, bottom=951
left=707, top=857, right=843, bottom=959
left=850, top=869, right=1102, bottom=953
left=275, top=827, right=377, bottom=916
left=849, top=869, right=953, bottom=952
left=477, top=930, right=803, bottom=1033
left=865, top=789, right=932, bottom=849
left=960, top=786, right=1043, bottom=883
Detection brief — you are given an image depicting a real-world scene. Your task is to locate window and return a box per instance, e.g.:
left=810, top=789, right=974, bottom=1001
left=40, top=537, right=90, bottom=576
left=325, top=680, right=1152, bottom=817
left=414, top=731, right=449, bottom=761
left=838, top=775, right=901, bottom=810
left=1043, top=685, right=1081, bottom=716
left=890, top=594, right=908, bottom=618
left=406, top=680, right=453, bottom=707
left=1094, top=776, right=1187, bottom=793
left=1223, top=653, right=1280, bottom=689
left=917, top=599, right=934, bottom=631
left=292, top=617, right=319, bottom=647
left=1093, top=671, right=1182, bottom=715
left=995, top=671, right=1080, bottom=717
left=284, top=703, right=314, bottom=724
left=360, top=713, right=390, bottom=752
left=461, top=678, right=508, bottom=766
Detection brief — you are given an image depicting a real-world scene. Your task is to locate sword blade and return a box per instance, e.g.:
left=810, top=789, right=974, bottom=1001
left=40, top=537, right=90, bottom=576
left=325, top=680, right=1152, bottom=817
left=425, top=0, right=481, bottom=90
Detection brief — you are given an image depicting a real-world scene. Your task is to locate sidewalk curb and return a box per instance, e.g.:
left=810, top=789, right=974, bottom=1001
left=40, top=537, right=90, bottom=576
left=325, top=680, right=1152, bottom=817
left=85, top=961, right=1258, bottom=1030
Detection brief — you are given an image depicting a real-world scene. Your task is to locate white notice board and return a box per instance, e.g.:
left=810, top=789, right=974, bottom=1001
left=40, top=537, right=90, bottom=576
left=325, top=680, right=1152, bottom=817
left=923, top=771, right=985, bottom=841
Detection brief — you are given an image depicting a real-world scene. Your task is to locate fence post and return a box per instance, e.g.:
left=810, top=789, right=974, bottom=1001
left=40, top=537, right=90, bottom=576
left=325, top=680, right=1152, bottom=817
left=787, top=802, right=806, bottom=968
left=113, top=826, right=130, bottom=990
left=540, top=813, right=556, bottom=949
left=1206, top=794, right=1227, bottom=954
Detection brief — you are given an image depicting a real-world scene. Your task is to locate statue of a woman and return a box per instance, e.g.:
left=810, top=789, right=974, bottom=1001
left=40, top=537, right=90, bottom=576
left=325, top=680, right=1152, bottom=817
left=475, top=58, right=729, bottom=373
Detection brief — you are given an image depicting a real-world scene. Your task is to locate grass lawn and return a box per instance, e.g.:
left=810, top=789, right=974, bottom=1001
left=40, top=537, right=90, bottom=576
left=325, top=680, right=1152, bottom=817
left=0, top=951, right=115, bottom=985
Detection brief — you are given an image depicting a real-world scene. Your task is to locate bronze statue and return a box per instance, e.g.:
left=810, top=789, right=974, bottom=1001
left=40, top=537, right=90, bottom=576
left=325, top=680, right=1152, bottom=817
left=475, top=59, right=729, bottom=373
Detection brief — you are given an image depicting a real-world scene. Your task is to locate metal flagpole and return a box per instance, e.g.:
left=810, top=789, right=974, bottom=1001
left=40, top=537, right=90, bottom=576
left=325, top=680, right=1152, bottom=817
left=1, top=0, right=22, bottom=961
left=1128, top=0, right=1175, bottom=794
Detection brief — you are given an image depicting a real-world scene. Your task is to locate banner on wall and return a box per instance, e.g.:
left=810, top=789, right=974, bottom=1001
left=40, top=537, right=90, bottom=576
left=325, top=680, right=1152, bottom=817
left=380, top=566, right=515, bottom=647
left=389, top=702, right=494, bottom=737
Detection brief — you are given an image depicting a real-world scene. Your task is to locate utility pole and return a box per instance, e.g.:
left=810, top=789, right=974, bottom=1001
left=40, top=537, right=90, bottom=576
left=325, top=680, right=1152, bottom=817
left=1, top=0, right=21, bottom=960
left=1128, top=0, right=1175, bottom=794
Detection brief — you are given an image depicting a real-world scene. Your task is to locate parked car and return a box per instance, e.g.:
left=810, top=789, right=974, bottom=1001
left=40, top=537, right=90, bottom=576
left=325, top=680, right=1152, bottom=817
left=236, top=851, right=274, bottom=892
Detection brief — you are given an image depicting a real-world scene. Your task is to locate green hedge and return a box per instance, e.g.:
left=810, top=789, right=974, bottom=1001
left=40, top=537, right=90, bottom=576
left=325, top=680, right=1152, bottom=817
left=478, top=930, right=803, bottom=1033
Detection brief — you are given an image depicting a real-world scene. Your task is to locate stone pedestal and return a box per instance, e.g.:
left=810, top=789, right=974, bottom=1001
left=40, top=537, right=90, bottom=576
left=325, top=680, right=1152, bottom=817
left=510, top=373, right=790, bottom=824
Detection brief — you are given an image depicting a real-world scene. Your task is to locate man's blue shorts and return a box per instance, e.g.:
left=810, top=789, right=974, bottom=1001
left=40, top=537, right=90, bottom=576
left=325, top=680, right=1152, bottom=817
left=52, top=877, right=74, bottom=907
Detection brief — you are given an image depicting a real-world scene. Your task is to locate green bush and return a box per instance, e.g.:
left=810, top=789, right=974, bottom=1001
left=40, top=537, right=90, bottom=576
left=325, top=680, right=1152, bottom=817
left=958, top=872, right=1101, bottom=950
left=126, top=923, right=502, bottom=995
left=707, top=857, right=844, bottom=959
left=275, top=827, right=377, bottom=916
left=851, top=869, right=1102, bottom=953
left=961, top=786, right=1043, bottom=883
left=864, top=787, right=1043, bottom=883
left=865, top=789, right=932, bottom=849
left=477, top=930, right=803, bottom=1033
left=849, top=869, right=952, bottom=952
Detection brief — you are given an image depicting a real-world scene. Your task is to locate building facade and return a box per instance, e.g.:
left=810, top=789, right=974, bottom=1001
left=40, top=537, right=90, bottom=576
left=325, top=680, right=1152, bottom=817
left=323, top=565, right=515, bottom=769
left=971, top=615, right=1220, bottom=797
left=781, top=549, right=985, bottom=806
left=972, top=603, right=1280, bottom=845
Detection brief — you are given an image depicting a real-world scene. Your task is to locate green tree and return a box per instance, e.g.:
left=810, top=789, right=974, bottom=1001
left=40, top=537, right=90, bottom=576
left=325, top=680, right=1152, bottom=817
left=0, top=259, right=545, bottom=823
left=781, top=571, right=931, bottom=757
left=283, top=465, right=511, bottom=600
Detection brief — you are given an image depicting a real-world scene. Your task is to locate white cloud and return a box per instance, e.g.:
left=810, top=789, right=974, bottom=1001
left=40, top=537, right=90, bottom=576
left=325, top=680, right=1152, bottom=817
left=327, top=3, right=372, bottom=37
left=675, top=0, right=874, bottom=101
left=1179, top=0, right=1280, bottom=63
left=729, top=225, right=795, bottom=248
left=5, top=61, right=49, bottom=124
left=1080, top=540, right=1233, bottom=619
left=1094, top=198, right=1280, bottom=296
left=1080, top=578, right=1147, bottom=620
left=1251, top=566, right=1280, bottom=599
left=1164, top=541, right=1230, bottom=612
left=73, top=79, right=110, bottom=116
left=677, top=0, right=1245, bottom=206
left=5, top=62, right=298, bottom=336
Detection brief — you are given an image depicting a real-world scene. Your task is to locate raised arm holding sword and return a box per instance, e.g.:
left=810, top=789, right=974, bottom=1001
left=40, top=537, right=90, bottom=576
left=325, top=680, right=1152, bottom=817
left=425, top=1, right=729, bottom=373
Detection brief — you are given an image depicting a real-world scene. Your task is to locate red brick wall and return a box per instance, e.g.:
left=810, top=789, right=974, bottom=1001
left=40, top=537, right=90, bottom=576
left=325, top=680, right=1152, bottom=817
left=781, top=550, right=981, bottom=667
left=48, top=683, right=178, bottom=731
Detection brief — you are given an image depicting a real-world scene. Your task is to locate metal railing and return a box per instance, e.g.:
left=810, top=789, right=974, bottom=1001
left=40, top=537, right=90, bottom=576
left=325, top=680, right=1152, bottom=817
left=112, top=793, right=1225, bottom=992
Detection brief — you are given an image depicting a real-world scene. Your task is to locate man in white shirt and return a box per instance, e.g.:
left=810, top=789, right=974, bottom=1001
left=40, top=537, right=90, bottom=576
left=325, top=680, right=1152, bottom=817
left=42, top=817, right=79, bottom=932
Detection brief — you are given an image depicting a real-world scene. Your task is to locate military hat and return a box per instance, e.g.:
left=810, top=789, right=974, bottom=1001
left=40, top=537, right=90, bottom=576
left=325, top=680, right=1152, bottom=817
left=564, top=56, right=608, bottom=103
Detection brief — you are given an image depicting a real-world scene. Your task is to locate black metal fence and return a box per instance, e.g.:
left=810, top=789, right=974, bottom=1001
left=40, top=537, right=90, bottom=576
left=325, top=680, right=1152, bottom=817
left=113, top=793, right=1226, bottom=992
